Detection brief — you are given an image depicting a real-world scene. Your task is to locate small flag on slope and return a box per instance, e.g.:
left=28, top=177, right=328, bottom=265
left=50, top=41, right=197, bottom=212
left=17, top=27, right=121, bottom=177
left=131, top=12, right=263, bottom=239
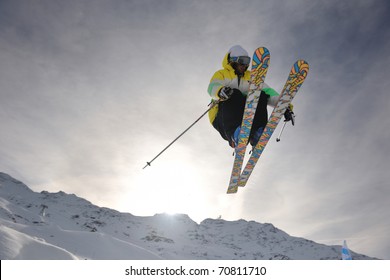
left=342, top=240, right=353, bottom=260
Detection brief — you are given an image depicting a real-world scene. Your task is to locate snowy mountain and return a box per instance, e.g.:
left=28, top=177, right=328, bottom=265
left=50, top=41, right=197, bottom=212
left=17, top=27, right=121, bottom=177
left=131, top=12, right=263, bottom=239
left=0, top=172, right=376, bottom=260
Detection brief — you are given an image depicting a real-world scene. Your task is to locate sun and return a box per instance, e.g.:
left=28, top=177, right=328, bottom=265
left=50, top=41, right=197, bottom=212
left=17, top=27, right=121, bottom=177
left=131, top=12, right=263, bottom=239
left=119, top=157, right=211, bottom=222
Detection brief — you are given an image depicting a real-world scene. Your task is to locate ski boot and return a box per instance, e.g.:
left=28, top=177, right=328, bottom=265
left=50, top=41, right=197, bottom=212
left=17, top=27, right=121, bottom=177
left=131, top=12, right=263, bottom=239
left=229, top=126, right=241, bottom=148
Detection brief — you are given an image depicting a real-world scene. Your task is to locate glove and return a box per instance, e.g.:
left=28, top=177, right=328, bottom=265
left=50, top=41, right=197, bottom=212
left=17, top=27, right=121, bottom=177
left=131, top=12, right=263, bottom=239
left=284, top=103, right=295, bottom=125
left=218, top=87, right=233, bottom=101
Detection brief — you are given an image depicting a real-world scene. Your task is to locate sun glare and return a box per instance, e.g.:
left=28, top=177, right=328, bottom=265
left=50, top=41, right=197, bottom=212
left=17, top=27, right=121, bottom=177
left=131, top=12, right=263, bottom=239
left=120, top=157, right=211, bottom=222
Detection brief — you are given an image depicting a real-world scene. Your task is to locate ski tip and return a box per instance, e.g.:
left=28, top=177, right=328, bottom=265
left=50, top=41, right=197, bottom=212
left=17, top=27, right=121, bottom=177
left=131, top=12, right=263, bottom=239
left=295, top=60, right=310, bottom=71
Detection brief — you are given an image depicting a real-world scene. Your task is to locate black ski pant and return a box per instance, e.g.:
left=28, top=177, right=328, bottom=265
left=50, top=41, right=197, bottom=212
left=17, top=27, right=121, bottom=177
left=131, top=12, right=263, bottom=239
left=212, top=89, right=268, bottom=143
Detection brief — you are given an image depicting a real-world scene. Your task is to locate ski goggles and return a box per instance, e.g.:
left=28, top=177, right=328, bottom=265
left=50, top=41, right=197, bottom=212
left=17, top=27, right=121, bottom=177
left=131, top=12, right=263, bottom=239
left=230, top=56, right=251, bottom=66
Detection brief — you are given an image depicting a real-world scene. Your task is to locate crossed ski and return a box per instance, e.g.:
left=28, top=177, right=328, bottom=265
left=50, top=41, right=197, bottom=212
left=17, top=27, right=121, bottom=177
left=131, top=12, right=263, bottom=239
left=227, top=58, right=309, bottom=194
left=227, top=47, right=270, bottom=193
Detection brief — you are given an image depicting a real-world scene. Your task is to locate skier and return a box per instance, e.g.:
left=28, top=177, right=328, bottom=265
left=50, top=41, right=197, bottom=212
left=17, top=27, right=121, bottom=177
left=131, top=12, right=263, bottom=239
left=207, top=45, right=284, bottom=148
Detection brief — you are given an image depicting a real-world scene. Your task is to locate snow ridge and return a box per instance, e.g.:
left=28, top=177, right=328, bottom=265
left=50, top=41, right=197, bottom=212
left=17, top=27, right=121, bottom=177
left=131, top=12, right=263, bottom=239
left=0, top=172, right=376, bottom=260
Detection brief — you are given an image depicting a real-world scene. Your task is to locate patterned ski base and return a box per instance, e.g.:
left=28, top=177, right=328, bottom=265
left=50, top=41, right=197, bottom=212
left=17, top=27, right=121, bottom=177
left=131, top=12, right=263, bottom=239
left=237, top=60, right=309, bottom=188
left=227, top=47, right=270, bottom=194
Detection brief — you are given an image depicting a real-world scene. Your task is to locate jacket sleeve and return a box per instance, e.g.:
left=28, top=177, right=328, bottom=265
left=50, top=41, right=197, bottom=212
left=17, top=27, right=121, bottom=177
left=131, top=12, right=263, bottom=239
left=207, top=70, right=226, bottom=100
left=263, top=82, right=280, bottom=107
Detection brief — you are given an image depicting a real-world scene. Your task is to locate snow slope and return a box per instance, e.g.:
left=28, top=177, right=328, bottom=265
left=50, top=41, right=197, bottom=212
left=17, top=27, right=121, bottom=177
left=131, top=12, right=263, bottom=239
left=0, top=172, right=376, bottom=260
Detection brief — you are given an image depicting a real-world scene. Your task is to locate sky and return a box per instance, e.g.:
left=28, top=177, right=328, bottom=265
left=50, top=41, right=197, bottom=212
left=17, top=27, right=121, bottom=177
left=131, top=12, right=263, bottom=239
left=0, top=0, right=389, bottom=259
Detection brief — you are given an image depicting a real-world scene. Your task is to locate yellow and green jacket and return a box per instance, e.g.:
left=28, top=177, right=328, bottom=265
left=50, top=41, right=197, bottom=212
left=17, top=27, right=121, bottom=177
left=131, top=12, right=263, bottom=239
left=207, top=52, right=279, bottom=124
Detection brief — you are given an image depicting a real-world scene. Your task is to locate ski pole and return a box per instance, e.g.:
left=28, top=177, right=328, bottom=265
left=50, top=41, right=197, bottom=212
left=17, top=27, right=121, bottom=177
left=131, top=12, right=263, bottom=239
left=276, top=122, right=288, bottom=142
left=276, top=110, right=295, bottom=142
left=143, top=102, right=218, bottom=169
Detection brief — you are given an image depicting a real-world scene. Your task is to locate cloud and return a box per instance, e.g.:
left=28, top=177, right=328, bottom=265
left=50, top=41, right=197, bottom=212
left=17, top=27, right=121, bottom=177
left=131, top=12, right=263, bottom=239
left=1, top=0, right=389, bottom=259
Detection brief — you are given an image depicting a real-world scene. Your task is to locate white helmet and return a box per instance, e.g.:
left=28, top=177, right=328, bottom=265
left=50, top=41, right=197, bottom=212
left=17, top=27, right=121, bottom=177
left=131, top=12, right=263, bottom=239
left=228, top=45, right=250, bottom=66
left=229, top=45, right=248, bottom=57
